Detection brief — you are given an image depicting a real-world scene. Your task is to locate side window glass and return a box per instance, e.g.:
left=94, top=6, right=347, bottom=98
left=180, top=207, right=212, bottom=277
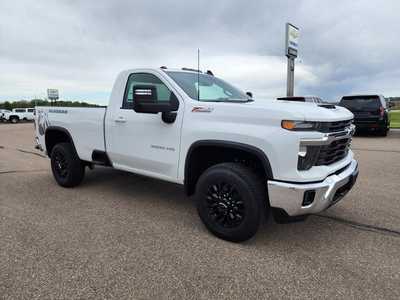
left=123, top=73, right=172, bottom=109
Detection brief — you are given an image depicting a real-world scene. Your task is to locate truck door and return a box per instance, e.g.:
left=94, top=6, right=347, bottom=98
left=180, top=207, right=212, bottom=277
left=106, top=72, right=184, bottom=182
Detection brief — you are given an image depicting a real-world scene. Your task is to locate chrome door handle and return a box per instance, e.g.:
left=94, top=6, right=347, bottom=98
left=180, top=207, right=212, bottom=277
left=115, top=117, right=127, bottom=123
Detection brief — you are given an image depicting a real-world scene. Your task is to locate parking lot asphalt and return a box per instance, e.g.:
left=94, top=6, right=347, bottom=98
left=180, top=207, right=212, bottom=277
left=1, top=123, right=400, bottom=299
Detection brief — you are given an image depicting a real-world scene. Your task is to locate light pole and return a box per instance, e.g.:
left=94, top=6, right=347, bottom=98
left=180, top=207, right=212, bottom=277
left=285, top=23, right=299, bottom=97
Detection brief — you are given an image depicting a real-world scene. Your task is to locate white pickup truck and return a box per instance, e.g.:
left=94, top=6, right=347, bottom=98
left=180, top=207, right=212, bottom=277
left=4, top=108, right=35, bottom=123
left=34, top=67, right=358, bottom=242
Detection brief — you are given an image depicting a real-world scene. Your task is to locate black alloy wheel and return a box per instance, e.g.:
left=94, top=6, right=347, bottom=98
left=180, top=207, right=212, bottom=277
left=205, top=182, right=245, bottom=228
left=195, top=162, right=267, bottom=242
left=53, top=148, right=69, bottom=179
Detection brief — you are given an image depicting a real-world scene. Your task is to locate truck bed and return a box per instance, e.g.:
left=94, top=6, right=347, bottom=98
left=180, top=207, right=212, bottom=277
left=35, top=106, right=107, bottom=161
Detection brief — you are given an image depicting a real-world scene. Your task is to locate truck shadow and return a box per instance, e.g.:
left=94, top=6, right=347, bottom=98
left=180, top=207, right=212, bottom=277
left=80, top=167, right=349, bottom=247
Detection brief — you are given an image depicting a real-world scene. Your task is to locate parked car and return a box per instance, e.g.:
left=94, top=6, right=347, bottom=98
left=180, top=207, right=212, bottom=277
left=0, top=109, right=11, bottom=120
left=277, top=96, right=324, bottom=103
left=338, top=95, right=389, bottom=136
left=34, top=67, right=358, bottom=242
left=3, top=108, right=35, bottom=123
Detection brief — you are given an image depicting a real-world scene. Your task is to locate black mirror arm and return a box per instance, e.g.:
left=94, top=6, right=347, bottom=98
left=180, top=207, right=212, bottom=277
left=161, top=111, right=177, bottom=124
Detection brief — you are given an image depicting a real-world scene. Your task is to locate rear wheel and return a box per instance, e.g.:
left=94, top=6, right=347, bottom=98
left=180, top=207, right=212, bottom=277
left=51, top=143, right=85, bottom=187
left=195, top=163, right=267, bottom=242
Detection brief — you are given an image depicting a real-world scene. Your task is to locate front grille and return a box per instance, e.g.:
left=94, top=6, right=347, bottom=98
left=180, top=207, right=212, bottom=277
left=315, top=138, right=351, bottom=165
left=320, top=119, right=353, bottom=133
left=298, top=119, right=354, bottom=170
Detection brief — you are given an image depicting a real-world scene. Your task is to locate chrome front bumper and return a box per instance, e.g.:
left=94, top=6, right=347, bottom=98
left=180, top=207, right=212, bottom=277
left=267, top=159, right=358, bottom=216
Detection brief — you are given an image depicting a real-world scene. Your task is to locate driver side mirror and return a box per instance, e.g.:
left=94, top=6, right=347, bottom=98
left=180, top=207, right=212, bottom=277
left=133, top=85, right=173, bottom=114
left=246, top=91, right=253, bottom=98
left=132, top=85, right=179, bottom=124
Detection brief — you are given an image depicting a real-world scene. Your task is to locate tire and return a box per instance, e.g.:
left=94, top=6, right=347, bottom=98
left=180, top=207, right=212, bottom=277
left=50, top=142, right=85, bottom=187
left=377, top=127, right=388, bottom=137
left=10, top=117, right=19, bottom=123
left=195, top=163, right=267, bottom=242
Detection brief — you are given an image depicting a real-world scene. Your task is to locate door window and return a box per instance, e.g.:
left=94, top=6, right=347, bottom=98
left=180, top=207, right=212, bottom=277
left=123, top=73, right=172, bottom=109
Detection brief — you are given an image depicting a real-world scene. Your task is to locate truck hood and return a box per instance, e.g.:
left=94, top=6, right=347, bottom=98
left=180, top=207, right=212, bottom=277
left=247, top=99, right=354, bottom=122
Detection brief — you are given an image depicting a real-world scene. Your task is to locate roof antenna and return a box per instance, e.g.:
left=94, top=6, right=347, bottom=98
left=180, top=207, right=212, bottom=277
left=197, top=48, right=200, bottom=101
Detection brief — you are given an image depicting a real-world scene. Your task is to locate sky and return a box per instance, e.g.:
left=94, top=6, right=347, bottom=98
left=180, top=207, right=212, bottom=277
left=0, top=0, right=399, bottom=105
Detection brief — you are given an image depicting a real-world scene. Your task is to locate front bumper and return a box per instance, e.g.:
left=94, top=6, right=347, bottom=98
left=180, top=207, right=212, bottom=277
left=267, top=159, right=358, bottom=216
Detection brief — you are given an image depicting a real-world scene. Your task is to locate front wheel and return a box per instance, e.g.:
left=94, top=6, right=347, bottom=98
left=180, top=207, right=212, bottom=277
left=51, top=143, right=85, bottom=187
left=195, top=163, right=267, bottom=242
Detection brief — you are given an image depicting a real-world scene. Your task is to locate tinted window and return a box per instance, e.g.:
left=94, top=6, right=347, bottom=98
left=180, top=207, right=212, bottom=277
left=339, top=96, right=380, bottom=110
left=15, top=109, right=26, bottom=112
left=123, top=73, right=172, bottom=109
left=167, top=71, right=248, bottom=102
left=27, top=109, right=35, bottom=112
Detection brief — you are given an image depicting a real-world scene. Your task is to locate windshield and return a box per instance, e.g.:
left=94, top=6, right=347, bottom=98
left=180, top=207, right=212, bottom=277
left=166, top=71, right=249, bottom=102
left=339, top=96, right=380, bottom=111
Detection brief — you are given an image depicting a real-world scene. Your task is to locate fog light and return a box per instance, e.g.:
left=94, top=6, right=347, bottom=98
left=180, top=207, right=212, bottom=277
left=302, top=190, right=316, bottom=206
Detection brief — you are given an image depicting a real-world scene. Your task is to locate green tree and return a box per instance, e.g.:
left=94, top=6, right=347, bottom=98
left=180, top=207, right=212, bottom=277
left=0, top=99, right=101, bottom=109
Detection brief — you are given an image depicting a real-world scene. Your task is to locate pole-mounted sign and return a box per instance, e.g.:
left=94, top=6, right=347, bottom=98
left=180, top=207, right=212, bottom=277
left=47, top=89, right=59, bottom=100
left=285, top=23, right=299, bottom=96
left=47, top=89, right=59, bottom=105
left=286, top=23, right=299, bottom=58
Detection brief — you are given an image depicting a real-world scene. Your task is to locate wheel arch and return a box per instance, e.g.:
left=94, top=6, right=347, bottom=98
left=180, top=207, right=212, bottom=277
left=184, top=140, right=273, bottom=196
left=45, top=126, right=78, bottom=157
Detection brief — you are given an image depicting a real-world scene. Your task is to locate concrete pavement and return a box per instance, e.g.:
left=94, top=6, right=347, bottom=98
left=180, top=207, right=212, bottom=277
left=1, top=123, right=399, bottom=299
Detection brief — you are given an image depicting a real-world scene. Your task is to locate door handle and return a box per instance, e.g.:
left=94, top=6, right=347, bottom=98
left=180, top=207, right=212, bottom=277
left=115, top=116, right=127, bottom=123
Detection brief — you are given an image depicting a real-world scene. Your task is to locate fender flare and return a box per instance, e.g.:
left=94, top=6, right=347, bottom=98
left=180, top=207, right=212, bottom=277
left=45, top=126, right=78, bottom=157
left=184, top=140, right=274, bottom=193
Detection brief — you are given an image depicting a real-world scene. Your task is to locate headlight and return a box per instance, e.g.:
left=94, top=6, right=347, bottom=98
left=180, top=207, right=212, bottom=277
left=281, top=120, right=321, bottom=131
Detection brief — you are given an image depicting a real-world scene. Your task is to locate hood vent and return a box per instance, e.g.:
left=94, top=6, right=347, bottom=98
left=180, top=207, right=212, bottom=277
left=318, top=104, right=336, bottom=109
